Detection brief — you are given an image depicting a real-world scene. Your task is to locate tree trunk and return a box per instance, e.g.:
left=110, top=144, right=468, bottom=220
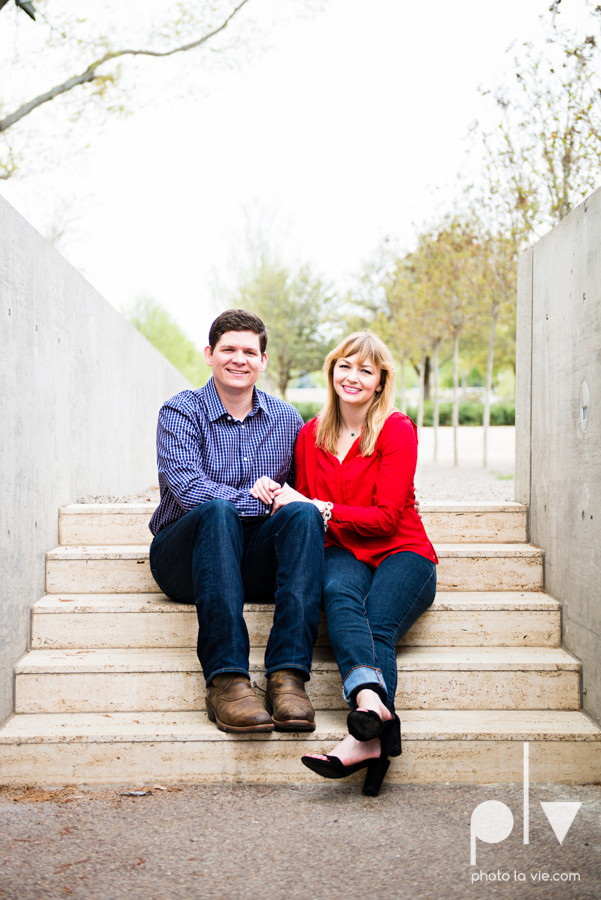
left=278, top=366, right=290, bottom=399
left=400, top=359, right=407, bottom=414
left=433, top=343, right=439, bottom=464
left=483, top=310, right=498, bottom=468
left=423, top=355, right=431, bottom=401
left=452, top=331, right=459, bottom=467
left=417, top=353, right=427, bottom=435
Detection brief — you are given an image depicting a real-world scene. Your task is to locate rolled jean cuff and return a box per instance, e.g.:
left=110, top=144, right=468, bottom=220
left=342, top=666, right=387, bottom=707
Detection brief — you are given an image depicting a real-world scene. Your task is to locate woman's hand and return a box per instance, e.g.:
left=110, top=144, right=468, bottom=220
left=271, top=483, right=313, bottom=515
left=250, top=475, right=281, bottom=506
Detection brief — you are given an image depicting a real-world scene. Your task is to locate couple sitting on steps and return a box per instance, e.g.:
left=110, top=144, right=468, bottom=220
left=149, top=309, right=438, bottom=797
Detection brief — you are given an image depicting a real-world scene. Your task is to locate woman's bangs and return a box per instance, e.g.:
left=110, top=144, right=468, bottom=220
left=357, top=339, right=388, bottom=372
left=338, top=335, right=379, bottom=368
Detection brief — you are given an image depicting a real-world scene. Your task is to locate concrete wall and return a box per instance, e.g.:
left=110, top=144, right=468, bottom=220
left=516, top=188, right=601, bottom=726
left=0, top=195, right=190, bottom=724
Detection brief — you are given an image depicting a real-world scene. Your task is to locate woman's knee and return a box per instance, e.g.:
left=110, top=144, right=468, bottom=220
left=322, top=577, right=367, bottom=619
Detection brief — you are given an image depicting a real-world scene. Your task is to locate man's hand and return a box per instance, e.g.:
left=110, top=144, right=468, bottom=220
left=415, top=498, right=422, bottom=518
left=271, top=483, right=312, bottom=515
left=249, top=476, right=281, bottom=506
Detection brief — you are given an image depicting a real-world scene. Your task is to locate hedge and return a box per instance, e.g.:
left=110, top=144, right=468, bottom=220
left=405, top=401, right=515, bottom=426
left=290, top=400, right=515, bottom=426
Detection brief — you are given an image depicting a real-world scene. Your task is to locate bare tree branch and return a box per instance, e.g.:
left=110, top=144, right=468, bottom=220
left=0, top=0, right=252, bottom=135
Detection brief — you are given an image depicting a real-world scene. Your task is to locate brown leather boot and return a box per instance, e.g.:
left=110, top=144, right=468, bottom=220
left=266, top=669, right=315, bottom=732
left=206, top=674, right=274, bottom=734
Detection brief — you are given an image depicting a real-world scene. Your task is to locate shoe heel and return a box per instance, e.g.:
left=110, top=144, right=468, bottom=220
left=362, top=755, right=390, bottom=797
left=380, top=715, right=402, bottom=758
left=347, top=709, right=383, bottom=742
left=206, top=704, right=216, bottom=723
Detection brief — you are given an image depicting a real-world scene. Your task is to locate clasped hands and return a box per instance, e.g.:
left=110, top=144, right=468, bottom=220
left=249, top=476, right=312, bottom=514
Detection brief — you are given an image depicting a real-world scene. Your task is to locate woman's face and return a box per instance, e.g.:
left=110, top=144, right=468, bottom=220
left=332, top=353, right=382, bottom=411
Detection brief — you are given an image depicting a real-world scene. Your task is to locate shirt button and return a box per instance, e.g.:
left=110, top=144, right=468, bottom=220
left=244, top=457, right=248, bottom=461
left=336, top=519, right=340, bottom=523
left=228, top=416, right=232, bottom=421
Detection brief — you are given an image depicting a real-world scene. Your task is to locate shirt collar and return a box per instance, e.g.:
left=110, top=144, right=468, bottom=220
left=203, top=378, right=270, bottom=423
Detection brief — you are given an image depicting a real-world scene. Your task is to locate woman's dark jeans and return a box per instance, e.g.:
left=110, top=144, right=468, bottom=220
left=149, top=499, right=324, bottom=686
left=323, top=546, right=437, bottom=711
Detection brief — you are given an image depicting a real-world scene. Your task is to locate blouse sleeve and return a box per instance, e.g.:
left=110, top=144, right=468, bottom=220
left=293, top=422, right=312, bottom=498
left=331, top=414, right=417, bottom=536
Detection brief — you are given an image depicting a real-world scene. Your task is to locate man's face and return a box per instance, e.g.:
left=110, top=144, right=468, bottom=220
left=204, top=330, right=267, bottom=393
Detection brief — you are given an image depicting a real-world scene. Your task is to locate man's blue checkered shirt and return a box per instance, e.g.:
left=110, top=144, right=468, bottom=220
left=149, top=378, right=304, bottom=535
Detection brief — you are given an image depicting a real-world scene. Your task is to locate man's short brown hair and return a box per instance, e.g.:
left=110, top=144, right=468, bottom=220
left=208, top=309, right=268, bottom=355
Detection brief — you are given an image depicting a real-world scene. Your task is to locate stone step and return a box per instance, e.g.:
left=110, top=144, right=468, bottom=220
left=0, top=709, right=598, bottom=786
left=46, top=544, right=544, bottom=594
left=58, top=502, right=528, bottom=546
left=14, top=647, right=580, bottom=715
left=31, top=591, right=561, bottom=650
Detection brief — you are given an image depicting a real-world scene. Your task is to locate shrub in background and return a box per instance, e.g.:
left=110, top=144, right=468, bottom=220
left=404, top=401, right=515, bottom=426
left=292, top=401, right=323, bottom=423
left=291, top=399, right=515, bottom=426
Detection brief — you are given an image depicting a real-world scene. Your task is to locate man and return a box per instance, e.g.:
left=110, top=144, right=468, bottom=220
left=148, top=309, right=325, bottom=734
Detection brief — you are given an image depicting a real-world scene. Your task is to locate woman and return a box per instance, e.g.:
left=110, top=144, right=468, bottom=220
left=269, top=331, right=437, bottom=796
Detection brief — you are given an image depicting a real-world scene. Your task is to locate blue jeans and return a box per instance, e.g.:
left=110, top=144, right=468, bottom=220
left=323, top=546, right=437, bottom=711
left=149, top=499, right=324, bottom=686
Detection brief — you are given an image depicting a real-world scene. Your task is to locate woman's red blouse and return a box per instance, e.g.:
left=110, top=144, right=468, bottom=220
left=294, top=411, right=438, bottom=569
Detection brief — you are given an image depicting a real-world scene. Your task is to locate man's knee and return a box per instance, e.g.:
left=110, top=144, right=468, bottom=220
left=188, top=498, right=240, bottom=539
left=202, top=498, right=239, bottom=520
left=277, top=500, right=323, bottom=531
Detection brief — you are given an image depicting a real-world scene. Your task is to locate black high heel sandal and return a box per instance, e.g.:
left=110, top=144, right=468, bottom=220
left=380, top=714, right=402, bottom=758
left=301, top=749, right=390, bottom=797
left=347, top=710, right=402, bottom=753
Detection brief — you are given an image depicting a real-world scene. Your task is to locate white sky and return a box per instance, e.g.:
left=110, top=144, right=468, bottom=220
left=1, top=0, right=593, bottom=347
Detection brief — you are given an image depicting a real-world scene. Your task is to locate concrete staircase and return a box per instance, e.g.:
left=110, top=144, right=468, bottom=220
left=1, top=502, right=599, bottom=785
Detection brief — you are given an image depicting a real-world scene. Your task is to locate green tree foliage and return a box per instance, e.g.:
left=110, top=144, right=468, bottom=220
left=125, top=297, right=210, bottom=388
left=223, top=253, right=337, bottom=398
left=347, top=216, right=517, bottom=458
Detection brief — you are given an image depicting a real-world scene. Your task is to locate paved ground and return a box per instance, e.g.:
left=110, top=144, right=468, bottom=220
left=415, top=426, right=515, bottom=503
left=1, top=781, right=599, bottom=900
left=415, top=463, right=515, bottom=503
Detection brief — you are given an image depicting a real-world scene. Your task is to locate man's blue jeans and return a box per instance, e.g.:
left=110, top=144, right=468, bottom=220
left=149, top=499, right=324, bottom=686
left=323, top=546, right=437, bottom=711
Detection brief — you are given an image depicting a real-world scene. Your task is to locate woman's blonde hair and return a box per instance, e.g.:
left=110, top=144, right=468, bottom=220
left=315, top=331, right=396, bottom=457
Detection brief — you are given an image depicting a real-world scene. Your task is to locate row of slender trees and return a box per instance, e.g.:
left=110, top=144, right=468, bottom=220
left=346, top=221, right=516, bottom=467
left=343, top=4, right=601, bottom=466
